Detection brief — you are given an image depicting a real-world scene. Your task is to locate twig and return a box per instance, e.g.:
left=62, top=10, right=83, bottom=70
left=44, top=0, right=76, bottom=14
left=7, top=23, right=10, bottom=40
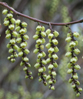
left=0, top=2, right=83, bottom=26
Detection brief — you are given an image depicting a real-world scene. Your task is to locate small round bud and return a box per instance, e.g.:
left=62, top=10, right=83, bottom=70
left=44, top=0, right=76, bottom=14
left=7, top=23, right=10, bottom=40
left=33, top=35, right=39, bottom=40
left=76, top=81, right=80, bottom=85
left=49, top=80, right=53, bottom=84
left=15, top=26, right=21, bottom=31
left=12, top=31, right=18, bottom=37
left=23, top=57, right=29, bottom=62
left=65, top=52, right=71, bottom=57
left=41, top=38, right=45, bottom=43
left=7, top=13, right=13, bottom=18
left=48, top=33, right=53, bottom=39
left=7, top=43, right=11, bottom=48
left=7, top=56, right=11, bottom=60
left=73, top=74, right=78, bottom=79
left=74, top=48, right=80, bottom=55
left=40, top=45, right=44, bottom=50
left=33, top=49, right=39, bottom=54
left=54, top=47, right=59, bottom=53
left=4, top=20, right=9, bottom=26
left=23, top=67, right=28, bottom=71
left=68, top=78, right=72, bottom=83
left=46, top=29, right=51, bottom=35
left=24, top=49, right=30, bottom=54
left=5, top=29, right=10, bottom=34
left=65, top=37, right=71, bottom=42
left=18, top=51, right=23, bottom=57
left=19, top=29, right=26, bottom=34
left=76, top=93, right=80, bottom=97
left=2, top=9, right=8, bottom=15
left=42, top=59, right=47, bottom=65
left=20, top=61, right=24, bottom=66
left=48, top=47, right=54, bottom=53
left=70, top=58, right=77, bottom=63
left=46, top=43, right=51, bottom=49
left=73, top=32, right=79, bottom=38
left=30, top=76, right=33, bottom=80
left=48, top=64, right=53, bottom=69
left=42, top=51, right=46, bottom=57
left=78, top=87, right=82, bottom=92
left=11, top=18, right=15, bottom=24
left=53, top=30, right=59, bottom=37
left=46, top=75, right=51, bottom=80
left=9, top=48, right=13, bottom=53
left=51, top=86, right=55, bottom=90
left=11, top=58, right=15, bottom=63
left=46, top=58, right=51, bottom=64
left=23, top=35, right=29, bottom=40
left=36, top=39, right=42, bottom=44
left=72, top=84, right=75, bottom=88
left=6, top=34, right=11, bottom=39
left=43, top=67, right=46, bottom=72
left=52, top=39, right=58, bottom=45
left=53, top=62, right=58, bottom=68
left=74, top=65, right=81, bottom=70
left=69, top=41, right=76, bottom=48
left=38, top=68, right=43, bottom=73
left=67, top=69, right=73, bottom=74
left=21, top=22, right=27, bottom=27
left=15, top=19, right=21, bottom=26
left=13, top=45, right=19, bottom=50
left=16, top=38, right=22, bottom=43
left=9, top=24, right=14, bottom=30
left=34, top=63, right=40, bottom=69
left=10, top=39, right=15, bottom=44
left=41, top=32, right=46, bottom=37
left=25, top=75, right=28, bottom=79
left=67, top=63, right=72, bottom=68
left=20, top=42, right=27, bottom=48
left=36, top=25, right=41, bottom=31
left=39, top=78, right=42, bottom=82
left=52, top=71, right=56, bottom=76
left=52, top=54, right=58, bottom=60
left=37, top=53, right=43, bottom=58
left=41, top=26, right=45, bottom=31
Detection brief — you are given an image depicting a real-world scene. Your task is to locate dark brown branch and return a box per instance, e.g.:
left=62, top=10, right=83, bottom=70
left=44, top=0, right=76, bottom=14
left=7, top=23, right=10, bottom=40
left=0, top=2, right=83, bottom=26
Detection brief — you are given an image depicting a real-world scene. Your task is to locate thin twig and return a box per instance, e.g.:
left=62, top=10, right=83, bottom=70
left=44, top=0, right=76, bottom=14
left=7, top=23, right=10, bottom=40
left=0, top=2, right=83, bottom=26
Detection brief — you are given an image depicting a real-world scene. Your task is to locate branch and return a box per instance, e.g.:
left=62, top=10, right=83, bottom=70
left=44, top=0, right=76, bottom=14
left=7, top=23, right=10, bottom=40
left=0, top=2, right=83, bottom=26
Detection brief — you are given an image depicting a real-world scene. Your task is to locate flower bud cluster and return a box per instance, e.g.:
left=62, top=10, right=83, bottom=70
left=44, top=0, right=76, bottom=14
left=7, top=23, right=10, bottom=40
left=2, top=9, right=18, bottom=63
left=46, top=29, right=59, bottom=90
left=15, top=19, right=33, bottom=80
left=65, top=32, right=82, bottom=96
left=33, top=25, right=47, bottom=86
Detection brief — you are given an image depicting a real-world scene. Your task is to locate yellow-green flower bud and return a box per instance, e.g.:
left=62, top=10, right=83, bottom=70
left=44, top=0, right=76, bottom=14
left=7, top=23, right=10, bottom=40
left=42, top=51, right=46, bottom=57
left=11, top=18, right=15, bottom=24
left=73, top=74, right=78, bottom=79
left=12, top=31, right=18, bottom=37
left=15, top=26, right=21, bottom=31
left=73, top=32, right=79, bottom=38
left=2, top=9, right=8, bottom=15
left=24, top=49, right=30, bottom=54
left=7, top=43, right=11, bottom=48
left=53, top=30, right=59, bottom=37
left=37, top=53, right=43, bottom=58
left=21, top=22, right=27, bottom=27
left=78, top=87, right=82, bottom=92
left=52, top=54, right=58, bottom=60
left=67, top=63, right=72, bottom=68
left=15, top=19, right=21, bottom=26
left=41, top=38, right=45, bottom=43
left=49, top=80, right=53, bottom=84
left=43, top=67, right=46, bottom=72
left=70, top=58, right=77, bottom=63
left=65, top=37, right=71, bottom=42
left=19, top=29, right=26, bottom=34
left=65, top=52, right=71, bottom=57
left=53, top=62, right=58, bottom=68
left=74, top=65, right=81, bottom=70
left=76, top=93, right=80, bottom=97
left=23, top=67, right=28, bottom=71
left=16, top=38, right=22, bottom=43
left=68, top=78, right=72, bottom=83
left=13, top=44, right=19, bottom=50
left=51, top=86, right=55, bottom=90
left=41, top=26, right=45, bottom=31
left=46, top=75, right=51, bottom=80
left=38, top=68, right=43, bottom=73
left=20, top=61, right=24, bottom=66
left=54, top=47, right=59, bottom=53
left=48, top=47, right=54, bottom=53
left=39, top=77, right=42, bottom=82
left=69, top=41, right=76, bottom=47
left=52, top=71, right=56, bottom=76
left=41, top=32, right=46, bottom=37
left=67, top=69, right=73, bottom=74
left=4, top=20, right=9, bottom=26
left=7, top=13, right=13, bottom=18
left=46, top=29, right=51, bottom=35
left=33, top=49, right=39, bottom=54
left=6, top=34, right=11, bottom=39
left=74, top=48, right=80, bottom=55
left=23, top=57, right=29, bottom=62
left=11, top=58, right=15, bottom=63
left=36, top=25, right=42, bottom=31
left=7, top=56, right=11, bottom=60
left=25, top=75, right=28, bottom=79
left=46, top=43, right=51, bottom=49
left=23, top=35, right=29, bottom=40
left=42, top=59, right=47, bottom=65
left=10, top=39, right=15, bottom=44
left=72, top=84, right=75, bottom=88
left=40, top=45, right=44, bottom=50
left=34, top=63, right=40, bottom=69
left=18, top=51, right=23, bottom=57
left=33, top=35, right=39, bottom=40
left=20, top=42, right=27, bottom=48
left=52, top=39, right=58, bottom=45
left=48, top=33, right=53, bottom=39
left=36, top=39, right=42, bottom=44
left=9, top=48, right=13, bottom=53
left=48, top=64, right=53, bottom=69
left=46, top=58, right=51, bottom=64
left=5, top=29, right=10, bottom=34
left=9, top=24, right=14, bottom=30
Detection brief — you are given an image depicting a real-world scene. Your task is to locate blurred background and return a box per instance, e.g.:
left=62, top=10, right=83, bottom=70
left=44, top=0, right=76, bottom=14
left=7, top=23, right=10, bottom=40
left=0, top=0, right=83, bottom=99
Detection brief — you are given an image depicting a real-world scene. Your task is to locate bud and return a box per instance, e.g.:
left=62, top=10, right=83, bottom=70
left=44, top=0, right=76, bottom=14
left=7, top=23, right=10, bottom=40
left=48, top=33, right=53, bottom=39
left=65, top=37, right=71, bottom=42
left=78, top=87, right=82, bottom=92
left=38, top=68, right=43, bottom=73
left=48, top=64, right=54, bottom=69
left=19, top=29, right=26, bottom=34
left=73, top=32, right=79, bottom=38
left=20, top=42, right=27, bottom=48
left=46, top=43, right=51, bottom=49
left=46, top=75, right=51, bottom=80
left=37, top=53, right=43, bottom=58
left=53, top=62, right=58, bottom=68
left=42, top=51, right=46, bottom=57
left=11, top=18, right=15, bottom=24
left=54, top=47, right=59, bottom=53
left=73, top=74, right=78, bottom=79
left=46, top=29, right=51, bottom=35
left=18, top=51, right=23, bottom=57
left=9, top=48, right=13, bottom=53
left=53, top=30, right=59, bottom=37
left=52, top=54, right=58, bottom=60
left=52, top=71, right=56, bottom=76
left=15, top=26, right=21, bottom=31
left=23, top=67, right=28, bottom=71
left=49, top=80, right=53, bottom=84
left=36, top=39, right=42, bottom=44
left=48, top=47, right=54, bottom=53
left=6, top=34, right=11, bottom=39
left=68, top=78, right=72, bottom=83
left=41, top=32, right=46, bottom=37
left=70, top=58, right=77, bottom=63
left=74, top=48, right=80, bottom=55
left=74, top=65, right=81, bottom=70
left=23, top=35, right=29, bottom=40
left=72, top=84, right=75, bottom=88
left=39, top=78, right=42, bottom=82
left=20, top=61, right=24, bottom=66
left=10, top=39, right=15, bottom=44
left=40, top=45, right=44, bottom=50
left=51, top=86, right=55, bottom=90
left=33, top=49, right=39, bottom=54
left=15, top=19, right=21, bottom=26
left=42, top=59, right=47, bottom=65
left=21, top=22, right=27, bottom=27
left=46, top=58, right=51, bottom=64
left=4, top=20, right=9, bottom=26
left=11, top=58, right=15, bottom=63
left=69, top=41, right=76, bottom=48
left=23, top=57, right=29, bottom=62
left=41, top=38, right=45, bottom=43
left=7, top=13, right=13, bottom=18
left=34, top=63, right=40, bottom=69
left=9, top=24, right=14, bottom=30
left=36, top=25, right=41, bottom=31
left=41, top=26, right=45, bottom=31
left=24, top=49, right=30, bottom=54
left=12, top=31, right=18, bottom=37
left=67, top=69, right=73, bottom=74
left=2, top=9, right=8, bottom=15
left=76, top=93, right=80, bottom=97
left=65, top=52, right=71, bottom=57
left=52, top=39, right=58, bottom=45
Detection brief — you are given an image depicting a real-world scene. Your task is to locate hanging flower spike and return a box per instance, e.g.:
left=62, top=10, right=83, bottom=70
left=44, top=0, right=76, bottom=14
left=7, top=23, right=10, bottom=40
left=33, top=25, right=47, bottom=86
left=46, top=28, right=59, bottom=90
left=65, top=31, right=82, bottom=97
left=15, top=19, right=33, bottom=80
left=2, top=9, right=18, bottom=63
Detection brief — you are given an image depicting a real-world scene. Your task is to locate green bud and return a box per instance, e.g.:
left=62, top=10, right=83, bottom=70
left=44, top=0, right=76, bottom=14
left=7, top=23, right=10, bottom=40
left=11, top=18, right=15, bottom=24
left=10, top=39, right=15, bottom=44
left=52, top=54, right=58, bottom=60
left=76, top=93, right=80, bottom=97
left=36, top=25, right=41, bottom=31
left=16, top=38, right=22, bottom=43
left=15, top=26, right=21, bottom=31
left=76, top=81, right=80, bottom=85
left=41, top=32, right=46, bottom=37
left=69, top=41, right=76, bottom=48
left=4, top=20, right=9, bottom=26
left=46, top=75, right=51, bottom=80
left=7, top=43, right=11, bottom=48
left=65, top=52, right=71, bottom=57
left=21, top=22, right=27, bottom=27
left=41, top=26, right=45, bottom=31
left=53, top=30, right=59, bottom=37
left=42, top=51, right=46, bottom=57
left=19, top=29, right=26, bottom=34
left=14, top=53, right=18, bottom=58
left=48, top=33, right=53, bottom=39
left=7, top=56, right=11, bottom=60
left=9, top=24, right=14, bottom=30
left=41, top=38, right=45, bottom=43
left=51, top=86, right=55, bottom=90
left=46, top=29, right=51, bottom=35
left=42, top=59, right=47, bottom=65
left=25, top=75, right=28, bottom=79
left=73, top=74, right=78, bottom=79
left=39, top=78, right=42, bottom=82
left=2, top=9, right=8, bottom=15
left=24, top=49, right=30, bottom=54
left=72, top=84, right=75, bottom=88
left=48, top=47, right=54, bottom=53
left=49, top=80, right=53, bottom=84
left=37, top=53, right=43, bottom=58
left=68, top=78, right=72, bottom=83
left=33, top=49, right=39, bottom=54
left=23, top=67, right=28, bottom=71
left=65, top=37, right=71, bottom=42
left=53, top=62, right=58, bottom=68
left=36, top=39, right=42, bottom=44
left=46, top=43, right=51, bottom=49
left=74, top=41, right=78, bottom=46
left=74, top=65, right=81, bottom=70
left=67, top=63, right=72, bottom=68
left=38, top=68, right=43, bottom=72
left=46, top=58, right=51, bottom=64
left=18, top=51, right=23, bottom=57
left=54, top=47, right=59, bottom=53
left=36, top=31, right=39, bottom=35
left=12, top=31, right=18, bottom=37
left=9, top=48, right=13, bottom=53
left=48, top=64, right=54, bottom=69
left=67, top=69, right=73, bottom=74
left=30, top=76, right=33, bottom=80
left=74, top=48, right=80, bottom=55
left=20, top=42, right=27, bottom=48
left=15, top=19, right=21, bottom=26
left=43, top=67, right=46, bottom=72
left=67, top=33, right=71, bottom=37
left=73, top=32, right=79, bottom=38
left=7, top=13, right=13, bottom=18
left=40, top=45, right=44, bottom=50
left=52, top=39, right=58, bottom=45
left=52, top=71, right=56, bottom=76
left=6, top=34, right=11, bottom=39
left=5, top=29, right=10, bottom=34
left=70, top=58, right=77, bottom=63
left=78, top=87, right=82, bottom=92
left=11, top=58, right=15, bottom=63
left=23, top=35, right=29, bottom=40
left=20, top=61, right=24, bottom=66
left=23, top=57, right=29, bottom=62
left=34, top=63, right=40, bottom=69
left=13, top=44, right=19, bottom=50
